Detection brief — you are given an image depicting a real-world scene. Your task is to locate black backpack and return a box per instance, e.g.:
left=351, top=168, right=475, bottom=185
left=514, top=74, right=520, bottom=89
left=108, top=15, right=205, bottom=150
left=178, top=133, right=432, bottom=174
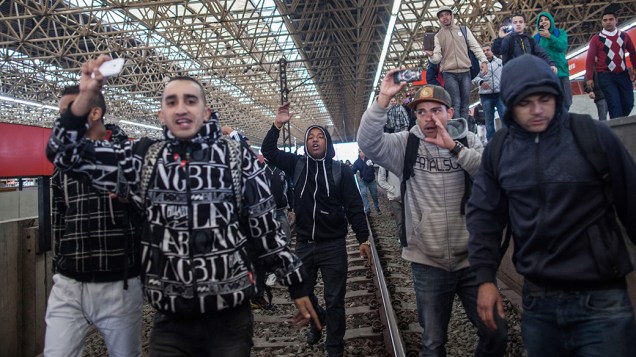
left=487, top=113, right=612, bottom=254
left=459, top=26, right=481, bottom=79
left=399, top=133, right=473, bottom=247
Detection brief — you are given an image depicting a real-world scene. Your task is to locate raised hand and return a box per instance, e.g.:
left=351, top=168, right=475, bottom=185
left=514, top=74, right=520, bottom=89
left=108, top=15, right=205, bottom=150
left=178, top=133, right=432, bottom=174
left=274, top=102, right=294, bottom=129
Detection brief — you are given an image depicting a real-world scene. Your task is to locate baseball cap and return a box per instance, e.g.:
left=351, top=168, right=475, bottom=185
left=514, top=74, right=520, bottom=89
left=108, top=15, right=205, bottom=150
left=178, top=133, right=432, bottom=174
left=407, top=85, right=452, bottom=109
left=436, top=6, right=453, bottom=18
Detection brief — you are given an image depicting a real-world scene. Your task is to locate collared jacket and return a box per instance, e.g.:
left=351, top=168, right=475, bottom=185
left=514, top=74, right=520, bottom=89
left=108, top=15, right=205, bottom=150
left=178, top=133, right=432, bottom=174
left=472, top=56, right=504, bottom=95
left=261, top=124, right=369, bottom=245
left=48, top=124, right=140, bottom=283
left=533, top=12, right=570, bottom=78
left=47, top=112, right=306, bottom=317
left=357, top=104, right=483, bottom=271
left=429, top=22, right=487, bottom=73
left=467, top=55, right=636, bottom=288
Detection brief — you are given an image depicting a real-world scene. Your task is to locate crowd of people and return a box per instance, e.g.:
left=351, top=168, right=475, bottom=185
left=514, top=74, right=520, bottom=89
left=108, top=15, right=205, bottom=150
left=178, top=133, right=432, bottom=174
left=42, top=4, right=635, bottom=357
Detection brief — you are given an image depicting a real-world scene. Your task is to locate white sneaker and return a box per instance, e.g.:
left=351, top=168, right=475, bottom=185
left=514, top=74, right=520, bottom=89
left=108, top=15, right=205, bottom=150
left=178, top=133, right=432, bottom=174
left=265, top=273, right=277, bottom=287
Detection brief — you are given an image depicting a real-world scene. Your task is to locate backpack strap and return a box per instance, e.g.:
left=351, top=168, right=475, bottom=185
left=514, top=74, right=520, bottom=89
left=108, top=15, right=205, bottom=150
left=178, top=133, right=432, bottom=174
left=399, top=133, right=420, bottom=247
left=569, top=113, right=613, bottom=205
left=140, top=140, right=167, bottom=208
left=293, top=158, right=305, bottom=190
left=223, top=137, right=243, bottom=213
left=332, top=160, right=342, bottom=190
left=457, top=136, right=471, bottom=215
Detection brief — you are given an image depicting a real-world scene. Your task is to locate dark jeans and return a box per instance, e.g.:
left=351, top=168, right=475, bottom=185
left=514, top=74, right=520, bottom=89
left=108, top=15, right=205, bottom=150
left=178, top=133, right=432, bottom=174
left=358, top=179, right=380, bottom=213
left=521, top=282, right=636, bottom=357
left=411, top=263, right=507, bottom=357
left=149, top=303, right=253, bottom=356
left=479, top=94, right=506, bottom=141
left=296, top=238, right=348, bottom=357
left=598, top=71, right=634, bottom=119
left=442, top=71, right=472, bottom=120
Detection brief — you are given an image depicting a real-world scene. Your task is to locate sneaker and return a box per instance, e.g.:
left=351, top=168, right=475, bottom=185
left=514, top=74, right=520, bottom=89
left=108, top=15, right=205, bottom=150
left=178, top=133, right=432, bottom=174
left=250, top=297, right=273, bottom=310
left=306, top=309, right=326, bottom=345
left=265, top=273, right=277, bottom=287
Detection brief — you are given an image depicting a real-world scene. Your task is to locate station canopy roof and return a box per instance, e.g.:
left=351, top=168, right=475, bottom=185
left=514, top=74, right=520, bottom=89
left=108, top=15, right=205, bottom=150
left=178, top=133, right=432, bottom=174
left=0, top=0, right=634, bottom=146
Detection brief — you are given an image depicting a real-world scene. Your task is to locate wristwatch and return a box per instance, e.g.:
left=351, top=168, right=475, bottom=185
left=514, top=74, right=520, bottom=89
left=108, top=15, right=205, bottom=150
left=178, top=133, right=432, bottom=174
left=449, top=140, right=464, bottom=157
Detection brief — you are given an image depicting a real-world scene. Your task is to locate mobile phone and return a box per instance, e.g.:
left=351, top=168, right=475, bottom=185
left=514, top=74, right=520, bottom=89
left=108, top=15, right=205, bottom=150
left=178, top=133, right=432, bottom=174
left=423, top=33, right=435, bottom=51
left=393, top=69, right=422, bottom=84
left=92, top=58, right=125, bottom=78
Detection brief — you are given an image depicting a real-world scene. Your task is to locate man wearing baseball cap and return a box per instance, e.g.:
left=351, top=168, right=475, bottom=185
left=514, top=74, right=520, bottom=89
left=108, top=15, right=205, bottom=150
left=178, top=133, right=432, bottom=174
left=357, top=72, right=508, bottom=356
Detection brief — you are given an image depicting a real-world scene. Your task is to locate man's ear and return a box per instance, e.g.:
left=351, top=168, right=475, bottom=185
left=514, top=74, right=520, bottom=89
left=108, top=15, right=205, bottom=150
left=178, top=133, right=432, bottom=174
left=89, top=107, right=103, bottom=122
left=204, top=107, right=212, bottom=122
left=158, top=110, right=165, bottom=125
left=447, top=107, right=455, bottom=118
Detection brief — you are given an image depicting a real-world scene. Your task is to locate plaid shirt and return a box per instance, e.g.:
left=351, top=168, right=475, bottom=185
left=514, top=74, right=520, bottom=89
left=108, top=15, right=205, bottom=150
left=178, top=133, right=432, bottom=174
left=386, top=104, right=410, bottom=131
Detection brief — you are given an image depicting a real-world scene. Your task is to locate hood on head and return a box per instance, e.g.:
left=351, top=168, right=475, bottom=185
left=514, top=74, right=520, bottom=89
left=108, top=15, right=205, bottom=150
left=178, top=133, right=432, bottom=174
left=304, top=125, right=335, bottom=160
left=500, top=54, right=563, bottom=126
left=447, top=118, right=468, bottom=140
left=436, top=6, right=453, bottom=19
left=535, top=11, right=555, bottom=31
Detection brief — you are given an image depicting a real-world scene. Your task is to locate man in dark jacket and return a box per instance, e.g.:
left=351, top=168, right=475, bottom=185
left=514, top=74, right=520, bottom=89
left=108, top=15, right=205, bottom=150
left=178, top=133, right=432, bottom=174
left=45, top=85, right=143, bottom=357
left=467, top=54, right=636, bottom=356
left=47, top=55, right=319, bottom=356
left=351, top=149, right=381, bottom=215
left=492, top=13, right=557, bottom=72
left=261, top=102, right=371, bottom=357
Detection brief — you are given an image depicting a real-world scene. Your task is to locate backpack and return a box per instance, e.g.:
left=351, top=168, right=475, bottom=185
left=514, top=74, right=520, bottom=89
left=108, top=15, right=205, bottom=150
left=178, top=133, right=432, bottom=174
left=292, top=158, right=342, bottom=194
left=487, top=113, right=613, bottom=254
left=399, top=133, right=473, bottom=247
left=459, top=26, right=481, bottom=79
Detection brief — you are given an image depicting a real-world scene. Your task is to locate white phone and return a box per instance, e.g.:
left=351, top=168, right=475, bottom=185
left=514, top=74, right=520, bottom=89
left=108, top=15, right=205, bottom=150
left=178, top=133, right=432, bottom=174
left=92, top=58, right=125, bottom=78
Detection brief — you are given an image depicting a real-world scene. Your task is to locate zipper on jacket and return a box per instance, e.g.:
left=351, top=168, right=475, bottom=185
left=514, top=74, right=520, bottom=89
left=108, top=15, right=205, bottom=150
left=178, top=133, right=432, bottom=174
left=311, top=160, right=318, bottom=241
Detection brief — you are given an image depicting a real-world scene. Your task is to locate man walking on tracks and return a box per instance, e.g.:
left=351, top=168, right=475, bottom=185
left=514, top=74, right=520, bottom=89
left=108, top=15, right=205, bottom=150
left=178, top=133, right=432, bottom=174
left=261, top=102, right=371, bottom=357
left=467, top=54, right=636, bottom=356
left=47, top=55, right=319, bottom=356
left=357, top=76, right=508, bottom=355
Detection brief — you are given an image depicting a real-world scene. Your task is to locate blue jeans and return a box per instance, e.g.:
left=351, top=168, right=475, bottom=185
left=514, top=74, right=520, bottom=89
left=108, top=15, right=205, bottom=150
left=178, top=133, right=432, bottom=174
left=150, top=303, right=253, bottom=356
left=358, top=179, right=380, bottom=213
left=521, top=283, right=636, bottom=357
left=479, top=94, right=506, bottom=141
left=296, top=239, right=348, bottom=357
left=442, top=71, right=472, bottom=120
left=598, top=71, right=634, bottom=119
left=411, top=263, right=507, bottom=357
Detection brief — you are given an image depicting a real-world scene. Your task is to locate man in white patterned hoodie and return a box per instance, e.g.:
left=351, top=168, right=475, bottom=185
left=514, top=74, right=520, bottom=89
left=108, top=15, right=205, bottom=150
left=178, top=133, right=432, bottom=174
left=357, top=71, right=507, bottom=356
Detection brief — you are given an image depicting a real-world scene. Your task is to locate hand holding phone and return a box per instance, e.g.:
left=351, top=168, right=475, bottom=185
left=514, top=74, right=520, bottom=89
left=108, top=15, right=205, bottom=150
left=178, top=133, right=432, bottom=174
left=393, top=69, right=422, bottom=84
left=92, top=58, right=125, bottom=79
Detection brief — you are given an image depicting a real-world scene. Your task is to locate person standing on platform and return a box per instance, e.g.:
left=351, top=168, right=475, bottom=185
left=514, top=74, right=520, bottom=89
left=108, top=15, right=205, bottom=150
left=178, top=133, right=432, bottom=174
left=585, top=6, right=635, bottom=119
left=47, top=55, right=319, bottom=357
left=44, top=85, right=143, bottom=357
left=424, top=5, right=489, bottom=121
left=261, top=102, right=371, bottom=357
left=357, top=74, right=507, bottom=356
left=468, top=54, right=636, bottom=357
left=534, top=11, right=572, bottom=109
left=351, top=149, right=381, bottom=216
left=472, top=44, right=506, bottom=142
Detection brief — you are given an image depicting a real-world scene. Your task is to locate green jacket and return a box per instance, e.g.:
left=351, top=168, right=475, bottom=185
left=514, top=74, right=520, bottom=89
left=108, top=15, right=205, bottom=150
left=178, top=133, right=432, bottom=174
left=534, top=12, right=569, bottom=78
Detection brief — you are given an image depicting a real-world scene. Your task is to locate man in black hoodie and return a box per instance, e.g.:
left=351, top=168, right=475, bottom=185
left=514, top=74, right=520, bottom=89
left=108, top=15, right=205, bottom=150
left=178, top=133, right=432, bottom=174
left=262, top=102, right=371, bottom=357
left=467, top=54, right=636, bottom=356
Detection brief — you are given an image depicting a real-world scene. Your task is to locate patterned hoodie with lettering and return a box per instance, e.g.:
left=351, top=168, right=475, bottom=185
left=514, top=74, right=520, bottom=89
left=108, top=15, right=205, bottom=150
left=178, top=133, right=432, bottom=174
left=47, top=112, right=306, bottom=317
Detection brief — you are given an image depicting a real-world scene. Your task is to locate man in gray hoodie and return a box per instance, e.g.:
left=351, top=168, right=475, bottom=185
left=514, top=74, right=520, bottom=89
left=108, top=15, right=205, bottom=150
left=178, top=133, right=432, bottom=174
left=357, top=77, right=507, bottom=356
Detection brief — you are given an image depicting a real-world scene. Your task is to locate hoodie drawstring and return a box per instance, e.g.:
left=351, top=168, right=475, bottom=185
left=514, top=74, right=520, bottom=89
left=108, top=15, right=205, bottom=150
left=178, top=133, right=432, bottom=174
left=299, top=156, right=310, bottom=198
left=322, top=160, right=330, bottom=197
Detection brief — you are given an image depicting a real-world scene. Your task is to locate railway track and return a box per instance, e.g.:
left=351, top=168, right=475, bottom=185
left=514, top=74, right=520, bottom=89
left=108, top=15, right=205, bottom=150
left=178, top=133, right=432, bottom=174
left=83, top=194, right=525, bottom=356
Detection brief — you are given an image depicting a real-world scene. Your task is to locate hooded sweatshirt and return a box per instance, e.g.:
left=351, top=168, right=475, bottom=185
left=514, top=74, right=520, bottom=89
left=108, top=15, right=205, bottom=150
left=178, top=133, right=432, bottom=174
left=48, top=112, right=306, bottom=317
left=533, top=12, right=570, bottom=78
left=429, top=21, right=487, bottom=73
left=467, top=55, right=636, bottom=288
left=261, top=124, right=369, bottom=244
left=48, top=124, right=140, bottom=283
left=357, top=106, right=483, bottom=272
